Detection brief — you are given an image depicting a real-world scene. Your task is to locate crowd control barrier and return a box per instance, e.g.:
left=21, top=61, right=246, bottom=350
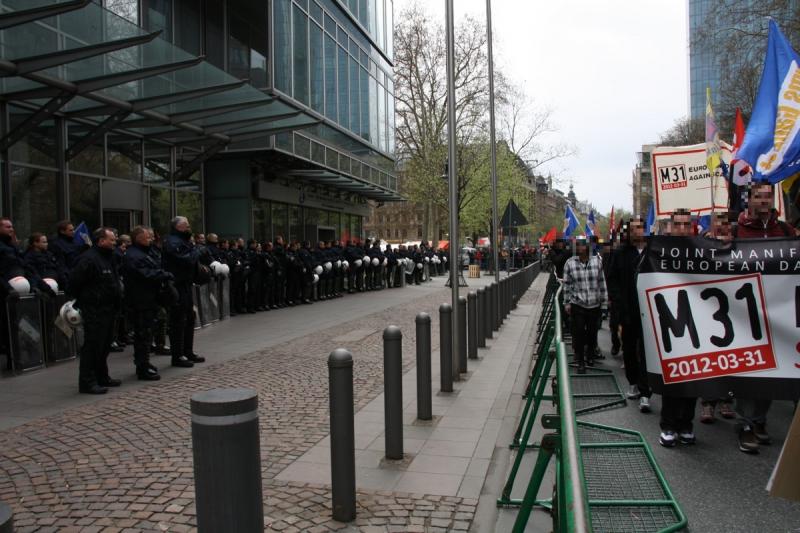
left=500, top=273, right=687, bottom=533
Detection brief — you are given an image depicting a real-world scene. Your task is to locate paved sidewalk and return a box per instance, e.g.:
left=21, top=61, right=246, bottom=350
left=0, top=269, right=541, bottom=532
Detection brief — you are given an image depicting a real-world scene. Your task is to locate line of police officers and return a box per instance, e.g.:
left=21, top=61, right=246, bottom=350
left=0, top=214, right=449, bottom=394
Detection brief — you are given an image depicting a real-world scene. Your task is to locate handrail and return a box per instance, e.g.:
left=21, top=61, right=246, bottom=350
left=553, top=284, right=592, bottom=532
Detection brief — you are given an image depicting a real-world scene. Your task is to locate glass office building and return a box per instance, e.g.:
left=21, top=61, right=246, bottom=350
left=0, top=0, right=398, bottom=244
left=688, top=0, right=720, bottom=121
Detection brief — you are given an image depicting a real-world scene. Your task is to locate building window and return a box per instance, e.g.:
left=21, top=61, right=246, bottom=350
left=310, top=21, right=324, bottom=113
left=69, top=175, right=101, bottom=234
left=204, top=0, right=225, bottom=69
left=149, top=186, right=172, bottom=237
left=272, top=203, right=288, bottom=240
left=175, top=0, right=202, bottom=55
left=177, top=190, right=203, bottom=231
left=143, top=0, right=173, bottom=41
left=104, top=0, right=139, bottom=24
left=11, top=167, right=59, bottom=241
left=253, top=199, right=272, bottom=242
left=274, top=0, right=292, bottom=93
left=293, top=4, right=310, bottom=104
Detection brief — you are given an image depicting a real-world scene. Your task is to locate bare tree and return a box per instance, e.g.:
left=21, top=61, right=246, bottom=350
left=498, top=84, right=575, bottom=175
left=658, top=117, right=705, bottom=146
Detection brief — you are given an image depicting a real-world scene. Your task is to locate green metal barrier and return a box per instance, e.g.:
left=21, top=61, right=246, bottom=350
left=501, top=280, right=688, bottom=533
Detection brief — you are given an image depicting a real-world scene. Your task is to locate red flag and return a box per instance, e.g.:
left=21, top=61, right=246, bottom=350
left=542, top=227, right=557, bottom=243
left=608, top=206, right=615, bottom=239
left=732, top=107, right=746, bottom=150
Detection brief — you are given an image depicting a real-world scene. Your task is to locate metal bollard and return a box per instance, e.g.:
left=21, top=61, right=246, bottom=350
left=468, top=291, right=478, bottom=359
left=492, top=283, right=500, bottom=332
left=328, top=349, right=356, bottom=522
left=415, top=313, right=432, bottom=420
left=383, top=326, right=404, bottom=460
left=439, top=303, right=453, bottom=392
left=477, top=288, right=487, bottom=347
left=191, top=388, right=264, bottom=533
left=485, top=284, right=494, bottom=337
left=458, top=296, right=467, bottom=374
left=512, top=293, right=518, bottom=310
left=0, top=501, right=12, bottom=533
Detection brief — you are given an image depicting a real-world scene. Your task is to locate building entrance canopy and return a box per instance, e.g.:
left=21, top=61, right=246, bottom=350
left=0, top=0, right=393, bottom=197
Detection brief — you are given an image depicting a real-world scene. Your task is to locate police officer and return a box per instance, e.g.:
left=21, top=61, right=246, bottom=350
left=123, top=226, right=175, bottom=381
left=273, top=236, right=289, bottom=307
left=68, top=227, right=124, bottom=394
left=50, top=220, right=90, bottom=278
left=24, top=233, right=66, bottom=291
left=162, top=216, right=204, bottom=368
left=367, top=241, right=384, bottom=290
left=298, top=241, right=314, bottom=304
left=245, top=239, right=264, bottom=313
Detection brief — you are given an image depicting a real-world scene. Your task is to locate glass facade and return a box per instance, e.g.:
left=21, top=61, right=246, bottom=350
left=273, top=0, right=395, bottom=158
left=251, top=201, right=362, bottom=242
left=688, top=0, right=721, bottom=121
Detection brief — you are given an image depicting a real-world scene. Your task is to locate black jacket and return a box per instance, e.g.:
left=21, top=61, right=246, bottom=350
left=123, top=244, right=173, bottom=309
left=162, top=230, right=198, bottom=285
left=24, top=249, right=65, bottom=288
left=49, top=233, right=89, bottom=272
left=67, top=247, right=123, bottom=310
left=607, top=244, right=646, bottom=326
left=0, top=236, right=31, bottom=295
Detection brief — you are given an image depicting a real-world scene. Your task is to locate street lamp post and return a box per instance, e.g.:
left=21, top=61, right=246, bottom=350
left=486, top=0, right=499, bottom=285
left=445, top=0, right=460, bottom=373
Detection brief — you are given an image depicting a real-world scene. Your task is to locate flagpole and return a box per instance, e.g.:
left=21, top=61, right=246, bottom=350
left=486, top=0, right=500, bottom=283
left=445, top=0, right=460, bottom=377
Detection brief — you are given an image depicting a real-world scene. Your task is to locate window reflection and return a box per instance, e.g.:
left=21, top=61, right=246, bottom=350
left=11, top=167, right=58, bottom=241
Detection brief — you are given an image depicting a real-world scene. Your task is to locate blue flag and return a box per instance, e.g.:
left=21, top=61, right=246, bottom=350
left=584, top=210, right=596, bottom=237
left=644, top=202, right=655, bottom=236
left=563, top=205, right=580, bottom=237
left=697, top=214, right=712, bottom=234
left=73, top=222, right=89, bottom=245
left=737, top=20, right=800, bottom=184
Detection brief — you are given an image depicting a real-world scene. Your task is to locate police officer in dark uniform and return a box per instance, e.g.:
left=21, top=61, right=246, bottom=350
left=67, top=227, right=123, bottom=394
left=298, top=241, right=315, bottom=304
left=24, top=233, right=66, bottom=291
left=123, top=226, right=175, bottom=381
left=49, top=220, right=90, bottom=279
left=162, top=216, right=204, bottom=368
left=312, top=241, right=329, bottom=300
left=262, top=241, right=277, bottom=309
left=273, top=236, right=289, bottom=307
left=367, top=241, right=385, bottom=290
left=245, top=239, right=264, bottom=312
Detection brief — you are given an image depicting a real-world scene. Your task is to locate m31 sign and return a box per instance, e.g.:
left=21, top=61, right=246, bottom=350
left=638, top=236, right=800, bottom=398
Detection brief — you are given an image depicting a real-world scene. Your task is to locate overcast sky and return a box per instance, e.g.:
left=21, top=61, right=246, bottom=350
left=393, top=0, right=689, bottom=214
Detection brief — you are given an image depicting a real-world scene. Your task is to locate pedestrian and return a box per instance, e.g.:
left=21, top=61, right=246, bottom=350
left=67, top=227, right=124, bottom=394
left=562, top=237, right=607, bottom=374
left=162, top=216, right=204, bottom=368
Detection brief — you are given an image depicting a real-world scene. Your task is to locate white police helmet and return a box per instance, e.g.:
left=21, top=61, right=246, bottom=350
left=313, top=273, right=320, bottom=284
left=220, top=263, right=230, bottom=276
left=59, top=300, right=82, bottom=327
left=336, top=260, right=342, bottom=269
left=363, top=255, right=370, bottom=263
left=43, top=278, right=59, bottom=292
left=324, top=261, right=332, bottom=272
left=443, top=256, right=448, bottom=263
left=424, top=256, right=430, bottom=263
left=8, top=276, right=30, bottom=295
left=417, top=262, right=423, bottom=270
left=342, top=260, right=349, bottom=270
left=382, top=257, right=388, bottom=266
left=371, top=257, right=380, bottom=267
left=354, top=259, right=362, bottom=267
left=314, top=265, right=323, bottom=275
left=210, top=260, right=222, bottom=274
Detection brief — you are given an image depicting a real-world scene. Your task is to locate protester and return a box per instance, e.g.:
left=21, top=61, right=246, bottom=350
left=562, top=237, right=607, bottom=374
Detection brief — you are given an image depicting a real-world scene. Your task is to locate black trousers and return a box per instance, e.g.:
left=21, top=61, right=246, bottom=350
left=246, top=271, right=262, bottom=311
left=129, top=306, right=156, bottom=370
left=169, top=283, right=195, bottom=360
left=622, top=319, right=651, bottom=397
left=570, top=305, right=601, bottom=364
left=79, top=307, right=115, bottom=388
left=272, top=274, right=286, bottom=305
left=660, top=396, right=697, bottom=433
left=609, top=302, right=621, bottom=350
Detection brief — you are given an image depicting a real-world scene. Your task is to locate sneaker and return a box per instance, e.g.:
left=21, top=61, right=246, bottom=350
left=737, top=426, right=760, bottom=453
left=639, top=396, right=651, bottom=413
left=678, top=431, right=696, bottom=445
left=626, top=384, right=640, bottom=399
left=700, top=403, right=715, bottom=424
left=718, top=401, right=735, bottom=419
left=752, top=423, right=771, bottom=445
left=659, top=430, right=677, bottom=447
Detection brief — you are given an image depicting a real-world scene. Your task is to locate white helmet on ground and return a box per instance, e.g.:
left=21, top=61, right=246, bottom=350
left=43, top=278, right=59, bottom=293
left=371, top=257, right=380, bottom=267
left=313, top=273, right=320, bottom=284
left=59, top=300, right=82, bottom=327
left=8, top=276, right=30, bottom=295
left=324, top=261, right=332, bottom=272
left=314, top=265, right=324, bottom=275
left=354, top=259, right=362, bottom=268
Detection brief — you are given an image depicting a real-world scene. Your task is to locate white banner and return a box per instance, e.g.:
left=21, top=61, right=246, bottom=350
left=638, top=236, right=800, bottom=398
left=651, top=143, right=729, bottom=219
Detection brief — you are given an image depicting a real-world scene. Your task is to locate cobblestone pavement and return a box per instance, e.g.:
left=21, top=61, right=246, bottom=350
left=0, top=286, right=485, bottom=532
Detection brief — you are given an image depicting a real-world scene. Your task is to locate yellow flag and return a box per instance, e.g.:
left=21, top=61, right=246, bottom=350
left=706, top=87, right=721, bottom=177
